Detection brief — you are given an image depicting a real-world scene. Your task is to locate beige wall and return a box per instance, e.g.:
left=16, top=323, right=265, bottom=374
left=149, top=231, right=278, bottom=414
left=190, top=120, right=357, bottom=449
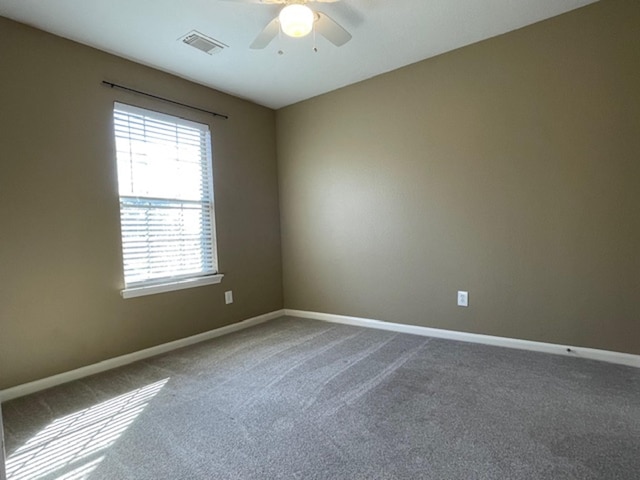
left=278, top=0, right=640, bottom=354
left=0, top=17, right=283, bottom=389
left=1, top=0, right=638, bottom=392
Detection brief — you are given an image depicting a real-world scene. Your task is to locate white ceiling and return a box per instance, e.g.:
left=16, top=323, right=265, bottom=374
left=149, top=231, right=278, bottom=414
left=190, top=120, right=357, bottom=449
left=0, top=0, right=598, bottom=109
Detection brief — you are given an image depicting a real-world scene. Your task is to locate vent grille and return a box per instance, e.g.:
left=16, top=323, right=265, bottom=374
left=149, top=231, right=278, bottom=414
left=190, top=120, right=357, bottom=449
left=181, top=31, right=226, bottom=55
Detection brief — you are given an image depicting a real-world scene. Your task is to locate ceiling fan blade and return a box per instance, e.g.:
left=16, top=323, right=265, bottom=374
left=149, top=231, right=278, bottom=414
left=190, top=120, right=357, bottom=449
left=250, top=17, right=280, bottom=49
left=315, top=12, right=352, bottom=47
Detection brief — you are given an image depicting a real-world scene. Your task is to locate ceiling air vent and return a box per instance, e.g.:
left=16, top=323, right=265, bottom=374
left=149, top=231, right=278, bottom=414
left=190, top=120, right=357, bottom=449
left=180, top=31, right=227, bottom=55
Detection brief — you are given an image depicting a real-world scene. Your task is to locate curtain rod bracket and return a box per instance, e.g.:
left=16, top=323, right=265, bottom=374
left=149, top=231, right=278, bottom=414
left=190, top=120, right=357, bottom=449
left=101, top=81, right=229, bottom=120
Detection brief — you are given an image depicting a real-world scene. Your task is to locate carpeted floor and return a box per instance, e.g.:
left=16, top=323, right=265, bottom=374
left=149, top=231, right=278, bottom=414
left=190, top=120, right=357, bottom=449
left=3, top=316, right=640, bottom=479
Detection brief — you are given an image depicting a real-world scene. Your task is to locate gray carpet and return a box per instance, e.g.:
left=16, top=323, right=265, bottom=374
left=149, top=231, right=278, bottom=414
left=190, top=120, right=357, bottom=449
left=3, top=316, right=640, bottom=479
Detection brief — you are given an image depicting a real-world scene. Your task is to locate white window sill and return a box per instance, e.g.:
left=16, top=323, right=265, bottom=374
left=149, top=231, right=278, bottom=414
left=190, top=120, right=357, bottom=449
left=121, top=274, right=224, bottom=299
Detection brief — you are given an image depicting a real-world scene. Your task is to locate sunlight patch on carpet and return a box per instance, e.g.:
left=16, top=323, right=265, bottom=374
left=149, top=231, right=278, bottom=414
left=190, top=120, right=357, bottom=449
left=6, top=378, right=169, bottom=480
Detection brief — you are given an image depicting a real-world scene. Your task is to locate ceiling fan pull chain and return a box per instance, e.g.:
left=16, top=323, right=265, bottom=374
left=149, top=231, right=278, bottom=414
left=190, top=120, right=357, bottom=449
left=278, top=20, right=285, bottom=55
left=313, top=24, right=318, bottom=52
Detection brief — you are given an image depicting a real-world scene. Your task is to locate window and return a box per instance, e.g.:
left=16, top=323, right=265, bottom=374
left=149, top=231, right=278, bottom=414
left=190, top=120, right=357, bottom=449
left=113, top=102, right=221, bottom=298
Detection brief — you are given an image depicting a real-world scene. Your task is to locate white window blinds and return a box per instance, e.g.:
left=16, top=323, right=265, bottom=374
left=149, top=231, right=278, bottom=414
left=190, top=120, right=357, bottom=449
left=113, top=102, right=218, bottom=290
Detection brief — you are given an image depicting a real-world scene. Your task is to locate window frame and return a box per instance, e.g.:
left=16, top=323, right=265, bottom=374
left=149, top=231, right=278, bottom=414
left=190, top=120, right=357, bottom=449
left=112, top=102, right=223, bottom=298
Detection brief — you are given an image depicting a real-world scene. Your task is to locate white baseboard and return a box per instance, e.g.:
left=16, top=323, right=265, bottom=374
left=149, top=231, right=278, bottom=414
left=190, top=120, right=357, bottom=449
left=4, top=307, right=637, bottom=403
left=0, top=309, right=285, bottom=403
left=284, top=309, right=640, bottom=369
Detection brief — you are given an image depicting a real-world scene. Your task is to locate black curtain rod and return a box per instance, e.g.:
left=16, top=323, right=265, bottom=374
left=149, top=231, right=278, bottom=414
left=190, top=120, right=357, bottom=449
left=102, top=81, right=229, bottom=120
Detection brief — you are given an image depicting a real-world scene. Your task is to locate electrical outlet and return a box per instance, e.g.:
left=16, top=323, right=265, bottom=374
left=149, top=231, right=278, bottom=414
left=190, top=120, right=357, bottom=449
left=225, top=290, right=233, bottom=304
left=457, top=291, right=469, bottom=307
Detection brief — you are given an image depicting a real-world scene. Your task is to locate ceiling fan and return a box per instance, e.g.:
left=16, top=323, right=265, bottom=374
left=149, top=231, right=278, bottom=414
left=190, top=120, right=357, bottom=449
left=229, top=0, right=352, bottom=49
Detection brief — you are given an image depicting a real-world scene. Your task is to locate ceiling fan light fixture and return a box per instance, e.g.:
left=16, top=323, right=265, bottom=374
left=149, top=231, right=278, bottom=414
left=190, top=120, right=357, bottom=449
left=279, top=4, right=314, bottom=38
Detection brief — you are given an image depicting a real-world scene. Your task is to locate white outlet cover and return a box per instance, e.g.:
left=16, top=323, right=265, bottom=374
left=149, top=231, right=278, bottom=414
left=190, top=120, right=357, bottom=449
left=457, top=291, right=469, bottom=307
left=225, top=290, right=233, bottom=304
